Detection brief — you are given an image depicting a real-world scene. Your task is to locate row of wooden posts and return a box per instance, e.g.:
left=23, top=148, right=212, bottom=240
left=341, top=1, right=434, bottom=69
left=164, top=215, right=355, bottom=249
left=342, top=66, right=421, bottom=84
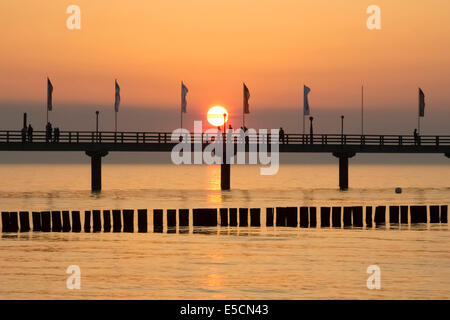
left=1, top=205, right=448, bottom=233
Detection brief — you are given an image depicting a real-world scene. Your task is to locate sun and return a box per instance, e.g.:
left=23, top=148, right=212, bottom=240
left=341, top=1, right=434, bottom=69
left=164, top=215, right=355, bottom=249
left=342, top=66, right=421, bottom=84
left=207, top=106, right=228, bottom=127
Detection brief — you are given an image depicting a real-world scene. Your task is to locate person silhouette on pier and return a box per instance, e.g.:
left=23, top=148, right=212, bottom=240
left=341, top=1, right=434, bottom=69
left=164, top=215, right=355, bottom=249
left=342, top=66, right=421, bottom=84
left=279, top=127, right=285, bottom=144
left=46, top=122, right=52, bottom=142
left=53, top=127, right=60, bottom=142
left=414, top=128, right=419, bottom=146
left=27, top=124, right=33, bottom=142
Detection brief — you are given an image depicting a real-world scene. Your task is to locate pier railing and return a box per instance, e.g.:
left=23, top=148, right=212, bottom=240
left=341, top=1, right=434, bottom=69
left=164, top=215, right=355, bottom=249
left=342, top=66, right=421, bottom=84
left=1, top=130, right=450, bottom=146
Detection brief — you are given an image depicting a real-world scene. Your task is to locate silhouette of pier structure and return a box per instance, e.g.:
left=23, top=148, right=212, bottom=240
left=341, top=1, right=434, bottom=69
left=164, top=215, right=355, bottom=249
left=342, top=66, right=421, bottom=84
left=1, top=205, right=447, bottom=233
left=1, top=130, right=450, bottom=191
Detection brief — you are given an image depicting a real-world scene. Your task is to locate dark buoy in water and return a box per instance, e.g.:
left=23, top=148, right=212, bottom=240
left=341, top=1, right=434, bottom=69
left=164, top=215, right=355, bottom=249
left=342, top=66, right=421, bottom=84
left=395, top=187, right=402, bottom=194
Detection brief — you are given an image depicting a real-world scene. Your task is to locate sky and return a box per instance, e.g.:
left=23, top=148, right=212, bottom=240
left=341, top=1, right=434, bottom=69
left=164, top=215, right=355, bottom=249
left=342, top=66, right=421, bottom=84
left=0, top=0, right=449, bottom=135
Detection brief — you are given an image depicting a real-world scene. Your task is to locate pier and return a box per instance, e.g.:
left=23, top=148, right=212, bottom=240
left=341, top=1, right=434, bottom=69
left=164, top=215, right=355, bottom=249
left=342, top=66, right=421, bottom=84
left=1, top=205, right=447, bottom=233
left=1, top=130, right=450, bottom=191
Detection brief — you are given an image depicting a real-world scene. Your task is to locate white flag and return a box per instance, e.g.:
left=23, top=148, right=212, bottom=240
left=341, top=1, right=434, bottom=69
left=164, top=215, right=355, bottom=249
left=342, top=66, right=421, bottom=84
left=181, top=82, right=188, bottom=113
left=114, top=79, right=120, bottom=112
left=303, top=85, right=311, bottom=116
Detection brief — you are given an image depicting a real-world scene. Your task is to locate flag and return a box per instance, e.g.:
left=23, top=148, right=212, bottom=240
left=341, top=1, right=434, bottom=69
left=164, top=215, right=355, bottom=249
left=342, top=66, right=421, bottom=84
left=114, top=79, right=120, bottom=112
left=243, top=83, right=250, bottom=114
left=181, top=81, right=188, bottom=113
left=47, top=77, right=53, bottom=111
left=419, top=88, right=425, bottom=117
left=303, top=85, right=311, bottom=116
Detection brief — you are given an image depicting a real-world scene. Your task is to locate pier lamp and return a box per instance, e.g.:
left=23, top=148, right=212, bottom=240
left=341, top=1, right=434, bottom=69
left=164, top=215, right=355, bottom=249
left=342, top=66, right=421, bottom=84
left=96, top=110, right=100, bottom=133
left=341, top=115, right=344, bottom=135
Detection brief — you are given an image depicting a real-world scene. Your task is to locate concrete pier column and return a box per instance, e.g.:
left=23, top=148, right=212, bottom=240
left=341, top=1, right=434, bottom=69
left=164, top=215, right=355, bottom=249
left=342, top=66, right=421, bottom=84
left=221, top=135, right=230, bottom=190
left=221, top=163, right=230, bottom=190
left=85, top=150, right=109, bottom=192
left=333, top=152, right=355, bottom=191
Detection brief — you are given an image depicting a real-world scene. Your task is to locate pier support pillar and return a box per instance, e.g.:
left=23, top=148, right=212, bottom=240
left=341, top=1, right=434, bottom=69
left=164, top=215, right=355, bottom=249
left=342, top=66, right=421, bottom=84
left=221, top=163, right=230, bottom=190
left=221, top=135, right=231, bottom=190
left=86, top=150, right=108, bottom=192
left=333, top=152, right=355, bottom=191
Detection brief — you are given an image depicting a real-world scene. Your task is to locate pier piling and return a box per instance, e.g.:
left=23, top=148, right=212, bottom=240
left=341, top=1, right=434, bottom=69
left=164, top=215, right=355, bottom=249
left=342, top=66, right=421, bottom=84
left=333, top=152, right=355, bottom=191
left=389, top=206, right=400, bottom=224
left=137, top=209, right=147, bottom=233
left=167, top=209, right=176, bottom=232
left=239, top=208, right=248, bottom=227
left=32, top=211, right=41, bottom=231
left=353, top=206, right=363, bottom=227
left=430, top=206, right=440, bottom=223
left=221, top=163, right=230, bottom=190
left=51, top=211, right=62, bottom=232
left=220, top=208, right=228, bottom=227
left=62, top=211, right=71, bottom=232
left=400, top=206, right=409, bottom=224
left=343, top=207, right=352, bottom=227
left=85, top=150, right=108, bottom=192
left=112, top=209, right=122, bottom=232
left=84, top=211, right=91, bottom=232
left=72, top=211, right=81, bottom=232
left=93, top=210, right=102, bottom=232
left=309, top=207, right=317, bottom=227
left=2, top=212, right=10, bottom=232
left=286, top=207, right=297, bottom=227
left=41, top=211, right=51, bottom=232
left=229, top=208, right=238, bottom=227
left=9, top=212, right=19, bottom=232
left=374, top=206, right=386, bottom=225
left=250, top=208, right=261, bottom=227
left=276, top=207, right=286, bottom=227
left=123, top=209, right=134, bottom=233
left=365, top=206, right=373, bottom=228
left=332, top=207, right=341, bottom=228
left=300, top=207, right=309, bottom=228
left=410, top=206, right=427, bottom=224
left=320, top=207, right=331, bottom=228
left=19, top=211, right=30, bottom=232
left=179, top=209, right=189, bottom=228
left=266, top=208, right=274, bottom=227
left=441, top=205, right=448, bottom=223
left=103, top=210, right=111, bottom=232
left=193, top=208, right=217, bottom=227
left=153, top=209, right=163, bottom=232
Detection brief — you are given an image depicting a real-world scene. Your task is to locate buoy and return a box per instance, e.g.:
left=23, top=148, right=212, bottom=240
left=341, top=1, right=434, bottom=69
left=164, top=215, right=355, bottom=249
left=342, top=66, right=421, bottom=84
left=395, top=187, right=402, bottom=194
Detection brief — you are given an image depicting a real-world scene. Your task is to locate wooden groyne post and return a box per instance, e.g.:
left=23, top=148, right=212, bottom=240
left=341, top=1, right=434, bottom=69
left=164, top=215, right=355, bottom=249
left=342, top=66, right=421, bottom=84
left=19, top=211, right=30, bottom=232
left=123, top=209, right=134, bottom=233
left=193, top=208, right=217, bottom=227
left=137, top=209, right=147, bottom=233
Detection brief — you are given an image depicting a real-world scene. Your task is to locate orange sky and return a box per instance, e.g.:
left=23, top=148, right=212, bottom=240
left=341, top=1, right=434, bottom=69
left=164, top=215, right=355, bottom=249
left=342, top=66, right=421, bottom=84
left=0, top=0, right=449, bottom=129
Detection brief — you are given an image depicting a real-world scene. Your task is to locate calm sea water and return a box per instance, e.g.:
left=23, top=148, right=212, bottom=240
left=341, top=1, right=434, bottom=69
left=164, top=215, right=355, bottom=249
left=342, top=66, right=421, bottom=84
left=0, top=163, right=449, bottom=299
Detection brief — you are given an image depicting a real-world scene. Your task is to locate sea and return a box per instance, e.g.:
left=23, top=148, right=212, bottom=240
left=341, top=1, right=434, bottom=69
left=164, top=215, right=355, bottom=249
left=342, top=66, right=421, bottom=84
left=0, top=163, right=449, bottom=299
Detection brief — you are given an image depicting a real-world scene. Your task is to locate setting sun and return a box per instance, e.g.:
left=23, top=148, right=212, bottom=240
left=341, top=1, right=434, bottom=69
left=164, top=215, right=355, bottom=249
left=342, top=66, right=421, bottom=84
left=207, top=106, right=228, bottom=127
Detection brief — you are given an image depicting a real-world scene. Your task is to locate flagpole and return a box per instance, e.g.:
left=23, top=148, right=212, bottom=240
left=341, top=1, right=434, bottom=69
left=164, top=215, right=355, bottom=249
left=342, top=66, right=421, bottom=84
left=302, top=115, right=305, bottom=135
left=361, top=85, right=364, bottom=135
left=418, top=87, right=420, bottom=135
left=115, top=111, right=117, bottom=132
left=418, top=114, right=420, bottom=135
